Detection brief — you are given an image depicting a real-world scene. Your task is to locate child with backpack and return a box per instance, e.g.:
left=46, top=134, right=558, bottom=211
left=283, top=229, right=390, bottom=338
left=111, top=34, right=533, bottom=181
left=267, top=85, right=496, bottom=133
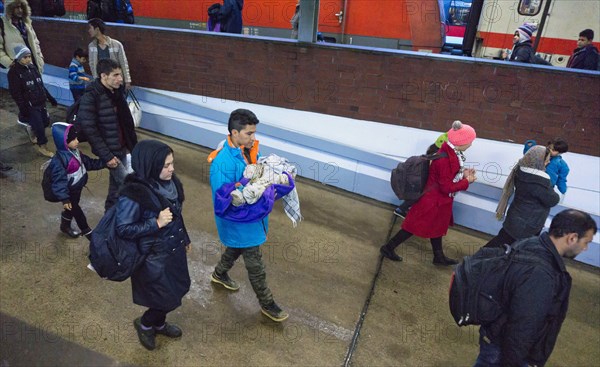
left=393, top=132, right=448, bottom=218
left=68, top=48, right=92, bottom=101
left=47, top=123, right=106, bottom=238
left=382, top=121, right=477, bottom=265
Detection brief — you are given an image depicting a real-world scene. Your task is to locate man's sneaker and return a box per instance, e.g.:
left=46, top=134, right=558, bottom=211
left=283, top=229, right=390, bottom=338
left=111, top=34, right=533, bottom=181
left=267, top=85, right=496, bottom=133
left=154, top=322, right=182, bottom=338
left=133, top=317, right=156, bottom=350
left=210, top=271, right=240, bottom=291
left=25, top=125, right=37, bottom=144
left=261, top=302, right=289, bottom=322
left=37, top=144, right=54, bottom=158
left=393, top=207, right=407, bottom=218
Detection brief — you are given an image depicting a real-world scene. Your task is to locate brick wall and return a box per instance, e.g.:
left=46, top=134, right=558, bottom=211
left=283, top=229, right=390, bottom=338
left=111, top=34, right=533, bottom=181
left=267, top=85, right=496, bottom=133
left=34, top=19, right=600, bottom=156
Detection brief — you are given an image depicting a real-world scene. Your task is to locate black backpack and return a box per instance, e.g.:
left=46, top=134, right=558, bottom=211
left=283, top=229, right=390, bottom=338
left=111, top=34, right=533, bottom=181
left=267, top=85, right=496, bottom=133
left=88, top=204, right=145, bottom=281
left=41, top=157, right=66, bottom=203
left=390, top=152, right=447, bottom=201
left=448, top=243, right=553, bottom=327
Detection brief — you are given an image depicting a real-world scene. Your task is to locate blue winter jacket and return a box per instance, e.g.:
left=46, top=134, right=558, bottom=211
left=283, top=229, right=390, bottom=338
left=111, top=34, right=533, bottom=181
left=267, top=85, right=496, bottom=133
left=209, top=137, right=268, bottom=248
left=49, top=123, right=105, bottom=204
left=546, top=155, right=569, bottom=194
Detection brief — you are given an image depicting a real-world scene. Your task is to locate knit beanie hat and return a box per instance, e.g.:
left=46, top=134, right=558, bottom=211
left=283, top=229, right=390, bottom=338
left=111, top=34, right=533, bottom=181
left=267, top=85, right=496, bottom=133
left=13, top=44, right=31, bottom=61
left=67, top=124, right=79, bottom=144
left=447, top=120, right=476, bottom=146
left=516, top=23, right=538, bottom=43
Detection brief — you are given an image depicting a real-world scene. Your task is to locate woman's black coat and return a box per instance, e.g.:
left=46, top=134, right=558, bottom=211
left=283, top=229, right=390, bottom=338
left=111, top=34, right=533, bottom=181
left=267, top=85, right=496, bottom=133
left=116, top=174, right=191, bottom=311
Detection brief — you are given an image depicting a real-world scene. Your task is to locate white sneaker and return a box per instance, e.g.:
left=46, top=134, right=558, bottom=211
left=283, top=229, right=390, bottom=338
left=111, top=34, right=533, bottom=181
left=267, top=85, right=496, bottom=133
left=25, top=125, right=37, bottom=144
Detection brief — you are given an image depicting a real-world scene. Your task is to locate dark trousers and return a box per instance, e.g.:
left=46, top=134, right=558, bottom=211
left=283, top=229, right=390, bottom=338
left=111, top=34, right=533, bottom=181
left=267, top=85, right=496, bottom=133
left=215, top=246, right=274, bottom=307
left=484, top=228, right=516, bottom=249
left=384, top=229, right=445, bottom=258
left=27, top=106, right=49, bottom=146
left=105, top=160, right=128, bottom=211
left=61, top=189, right=90, bottom=231
left=70, top=88, right=85, bottom=101
left=473, top=332, right=529, bottom=367
left=141, top=308, right=169, bottom=328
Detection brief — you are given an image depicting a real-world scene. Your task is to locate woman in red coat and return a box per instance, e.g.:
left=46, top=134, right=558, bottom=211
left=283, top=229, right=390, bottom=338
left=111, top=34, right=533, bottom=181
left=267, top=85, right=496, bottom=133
left=381, top=121, right=477, bottom=265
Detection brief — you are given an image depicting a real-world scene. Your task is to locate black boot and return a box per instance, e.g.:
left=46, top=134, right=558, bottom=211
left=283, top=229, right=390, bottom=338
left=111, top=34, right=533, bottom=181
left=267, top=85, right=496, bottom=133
left=431, top=239, right=458, bottom=266
left=380, top=244, right=402, bottom=261
left=60, top=216, right=81, bottom=238
left=133, top=317, right=156, bottom=350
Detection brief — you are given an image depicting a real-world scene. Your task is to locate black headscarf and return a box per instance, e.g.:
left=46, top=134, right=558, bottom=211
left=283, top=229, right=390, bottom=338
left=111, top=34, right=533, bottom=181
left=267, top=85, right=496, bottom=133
left=131, top=140, right=173, bottom=181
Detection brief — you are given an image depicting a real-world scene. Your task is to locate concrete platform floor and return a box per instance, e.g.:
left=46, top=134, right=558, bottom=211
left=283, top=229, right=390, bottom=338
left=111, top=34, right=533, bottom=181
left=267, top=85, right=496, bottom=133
left=0, top=93, right=599, bottom=366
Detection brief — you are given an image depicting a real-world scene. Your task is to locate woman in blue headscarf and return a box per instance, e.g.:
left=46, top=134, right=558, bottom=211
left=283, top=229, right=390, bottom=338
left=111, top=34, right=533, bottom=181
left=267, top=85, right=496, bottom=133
left=115, top=139, right=191, bottom=351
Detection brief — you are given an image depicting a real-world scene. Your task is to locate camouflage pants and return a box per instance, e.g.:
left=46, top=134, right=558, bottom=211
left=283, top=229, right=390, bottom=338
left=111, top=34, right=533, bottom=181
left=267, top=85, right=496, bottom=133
left=215, top=245, right=274, bottom=307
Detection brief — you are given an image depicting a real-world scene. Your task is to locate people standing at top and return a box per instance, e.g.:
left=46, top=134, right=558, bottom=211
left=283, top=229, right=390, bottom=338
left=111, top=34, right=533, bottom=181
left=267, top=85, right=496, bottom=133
left=0, top=0, right=44, bottom=73
left=380, top=121, right=477, bottom=265
left=484, top=145, right=559, bottom=249
left=116, top=140, right=191, bottom=351
left=219, top=0, right=243, bottom=34
left=78, top=58, right=137, bottom=211
left=208, top=109, right=289, bottom=322
left=68, top=48, right=92, bottom=101
left=567, top=29, right=600, bottom=70
left=7, top=44, right=55, bottom=157
left=503, top=23, right=550, bottom=65
left=87, top=18, right=132, bottom=90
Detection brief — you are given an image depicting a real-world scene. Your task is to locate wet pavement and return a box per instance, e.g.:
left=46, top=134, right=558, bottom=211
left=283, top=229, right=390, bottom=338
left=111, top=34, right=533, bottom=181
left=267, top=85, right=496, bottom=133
left=0, top=93, right=599, bottom=366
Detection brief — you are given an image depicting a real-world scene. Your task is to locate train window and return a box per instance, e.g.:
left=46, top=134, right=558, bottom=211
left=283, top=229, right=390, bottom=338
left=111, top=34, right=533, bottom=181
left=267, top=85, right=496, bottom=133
left=518, top=0, right=543, bottom=16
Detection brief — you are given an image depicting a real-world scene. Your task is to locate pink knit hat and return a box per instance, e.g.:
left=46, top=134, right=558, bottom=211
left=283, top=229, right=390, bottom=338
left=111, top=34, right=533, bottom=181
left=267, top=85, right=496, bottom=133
left=447, top=120, right=476, bottom=146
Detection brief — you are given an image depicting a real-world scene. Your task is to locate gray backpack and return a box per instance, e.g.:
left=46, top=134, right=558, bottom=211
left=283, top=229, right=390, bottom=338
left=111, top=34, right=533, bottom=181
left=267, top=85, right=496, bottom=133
left=390, top=152, right=447, bottom=201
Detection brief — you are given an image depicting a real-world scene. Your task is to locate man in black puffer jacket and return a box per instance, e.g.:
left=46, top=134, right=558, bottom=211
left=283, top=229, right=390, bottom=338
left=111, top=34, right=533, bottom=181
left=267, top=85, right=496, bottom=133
left=475, top=209, right=597, bottom=367
left=78, top=58, right=137, bottom=211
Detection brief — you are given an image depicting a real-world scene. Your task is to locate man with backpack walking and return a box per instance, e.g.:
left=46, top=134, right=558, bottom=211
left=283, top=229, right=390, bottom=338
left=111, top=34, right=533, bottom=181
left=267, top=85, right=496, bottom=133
left=472, top=209, right=596, bottom=366
left=78, top=58, right=137, bottom=211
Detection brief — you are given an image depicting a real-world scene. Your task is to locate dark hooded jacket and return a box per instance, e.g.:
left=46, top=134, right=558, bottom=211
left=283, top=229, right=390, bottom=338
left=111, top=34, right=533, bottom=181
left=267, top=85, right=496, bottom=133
left=510, top=40, right=535, bottom=63
left=7, top=61, right=46, bottom=113
left=78, top=78, right=137, bottom=163
left=49, top=123, right=105, bottom=204
left=567, top=44, right=600, bottom=70
left=115, top=140, right=190, bottom=311
left=503, top=167, right=560, bottom=240
left=481, top=233, right=572, bottom=367
left=220, top=0, right=243, bottom=34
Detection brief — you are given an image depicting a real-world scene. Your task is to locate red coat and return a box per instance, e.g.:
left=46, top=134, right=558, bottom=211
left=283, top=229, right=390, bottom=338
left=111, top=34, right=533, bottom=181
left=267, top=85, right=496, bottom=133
left=401, top=143, right=470, bottom=238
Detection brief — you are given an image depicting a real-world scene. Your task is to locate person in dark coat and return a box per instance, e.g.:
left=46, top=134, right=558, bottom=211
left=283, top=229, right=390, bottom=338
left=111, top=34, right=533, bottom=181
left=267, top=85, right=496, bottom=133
left=380, top=121, right=477, bottom=265
left=475, top=209, right=597, bottom=366
left=115, top=139, right=191, bottom=351
left=49, top=122, right=105, bottom=239
left=7, top=44, right=55, bottom=157
left=484, top=145, right=560, bottom=248
left=506, top=23, right=550, bottom=65
left=567, top=29, right=600, bottom=71
left=78, top=58, right=137, bottom=211
left=219, top=0, right=243, bottom=34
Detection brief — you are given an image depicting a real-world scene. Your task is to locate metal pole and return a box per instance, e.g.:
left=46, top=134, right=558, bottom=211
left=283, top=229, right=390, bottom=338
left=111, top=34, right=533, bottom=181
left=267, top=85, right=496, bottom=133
left=298, top=0, right=319, bottom=43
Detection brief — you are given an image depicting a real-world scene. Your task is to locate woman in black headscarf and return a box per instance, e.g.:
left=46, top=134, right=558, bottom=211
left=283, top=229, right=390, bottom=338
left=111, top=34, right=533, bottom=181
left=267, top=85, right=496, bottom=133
left=115, top=140, right=191, bottom=351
